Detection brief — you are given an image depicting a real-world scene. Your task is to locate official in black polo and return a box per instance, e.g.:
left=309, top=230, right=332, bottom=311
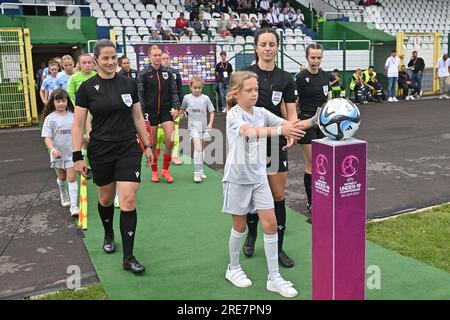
left=296, top=43, right=329, bottom=224
left=118, top=55, right=139, bottom=82
left=72, top=39, right=154, bottom=275
left=215, top=51, right=233, bottom=112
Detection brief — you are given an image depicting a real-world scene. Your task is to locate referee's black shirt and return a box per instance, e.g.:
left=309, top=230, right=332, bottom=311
left=243, top=64, right=297, bottom=118
left=76, top=73, right=139, bottom=142
left=118, top=68, right=139, bottom=82
left=296, top=68, right=329, bottom=113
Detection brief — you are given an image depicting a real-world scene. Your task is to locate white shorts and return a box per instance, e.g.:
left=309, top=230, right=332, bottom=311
left=222, top=180, right=274, bottom=215
left=190, top=129, right=210, bottom=141
left=50, top=159, right=74, bottom=169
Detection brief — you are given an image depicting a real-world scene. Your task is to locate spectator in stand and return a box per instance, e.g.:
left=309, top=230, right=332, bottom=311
left=260, top=13, right=271, bottom=28
left=228, top=0, right=239, bottom=12
left=362, top=0, right=383, bottom=7
left=285, top=3, right=295, bottom=14
left=185, top=0, right=198, bottom=12
left=407, top=50, right=425, bottom=97
left=175, top=12, right=188, bottom=35
left=193, top=13, right=209, bottom=36
left=398, top=65, right=419, bottom=100
left=273, top=2, right=281, bottom=16
left=162, top=28, right=178, bottom=41
left=218, top=13, right=231, bottom=37
left=267, top=7, right=281, bottom=28
left=152, top=15, right=167, bottom=34
left=293, top=8, right=305, bottom=28
left=250, top=16, right=260, bottom=34
left=210, top=0, right=220, bottom=13
left=259, top=0, right=270, bottom=14
left=198, top=0, right=211, bottom=14
left=190, top=7, right=199, bottom=24
left=149, top=29, right=162, bottom=41
left=238, top=0, right=252, bottom=14
left=217, top=0, right=229, bottom=13
left=228, top=14, right=240, bottom=31
left=250, top=0, right=260, bottom=14
left=239, top=14, right=253, bottom=30
left=278, top=8, right=292, bottom=29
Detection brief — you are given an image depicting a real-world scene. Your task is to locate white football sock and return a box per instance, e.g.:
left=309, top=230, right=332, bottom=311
left=194, top=150, right=203, bottom=173
left=57, top=178, right=66, bottom=195
left=67, top=181, right=78, bottom=208
left=229, top=228, right=245, bottom=270
left=264, top=233, right=280, bottom=280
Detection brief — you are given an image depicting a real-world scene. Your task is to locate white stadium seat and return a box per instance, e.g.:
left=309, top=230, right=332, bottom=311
left=97, top=18, right=109, bottom=27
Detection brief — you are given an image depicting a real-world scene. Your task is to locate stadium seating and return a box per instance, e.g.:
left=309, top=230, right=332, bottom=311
left=324, top=0, right=450, bottom=40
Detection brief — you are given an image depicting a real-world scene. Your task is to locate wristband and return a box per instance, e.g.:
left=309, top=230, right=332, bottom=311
left=276, top=125, right=282, bottom=136
left=72, top=151, right=83, bottom=162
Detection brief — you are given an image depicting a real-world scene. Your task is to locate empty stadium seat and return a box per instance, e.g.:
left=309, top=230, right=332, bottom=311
left=117, top=11, right=128, bottom=19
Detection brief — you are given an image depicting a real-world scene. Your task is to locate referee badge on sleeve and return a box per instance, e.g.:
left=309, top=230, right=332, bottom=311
left=121, top=94, right=133, bottom=107
left=272, top=91, right=283, bottom=105
left=323, top=85, right=329, bottom=96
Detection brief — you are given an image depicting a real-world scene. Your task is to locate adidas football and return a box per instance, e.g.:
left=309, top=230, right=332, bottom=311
left=318, top=98, right=361, bottom=140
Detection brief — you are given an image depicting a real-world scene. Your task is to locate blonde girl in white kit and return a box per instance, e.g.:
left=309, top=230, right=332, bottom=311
left=222, top=71, right=317, bottom=298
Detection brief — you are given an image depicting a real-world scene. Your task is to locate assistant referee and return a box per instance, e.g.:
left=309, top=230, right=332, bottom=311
left=72, top=39, right=154, bottom=274
left=296, top=43, right=329, bottom=224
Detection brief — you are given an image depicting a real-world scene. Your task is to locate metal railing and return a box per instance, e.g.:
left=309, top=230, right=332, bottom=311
left=0, top=2, right=92, bottom=16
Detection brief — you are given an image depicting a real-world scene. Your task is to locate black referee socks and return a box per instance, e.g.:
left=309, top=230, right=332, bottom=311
left=274, top=199, right=286, bottom=252
left=98, top=202, right=114, bottom=236
left=120, top=209, right=137, bottom=260
left=304, top=173, right=312, bottom=207
left=247, top=213, right=259, bottom=235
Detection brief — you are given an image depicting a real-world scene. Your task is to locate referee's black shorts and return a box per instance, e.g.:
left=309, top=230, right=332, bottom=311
left=147, top=110, right=174, bottom=127
left=266, top=136, right=288, bottom=174
left=298, top=111, right=325, bottom=145
left=87, top=137, right=143, bottom=186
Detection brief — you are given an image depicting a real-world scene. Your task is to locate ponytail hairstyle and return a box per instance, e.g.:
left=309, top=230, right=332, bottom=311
left=305, top=43, right=323, bottom=58
left=253, top=28, right=280, bottom=64
left=225, top=71, right=258, bottom=112
left=41, top=88, right=74, bottom=123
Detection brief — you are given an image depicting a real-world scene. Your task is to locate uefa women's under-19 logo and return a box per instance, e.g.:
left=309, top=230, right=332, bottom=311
left=315, top=154, right=328, bottom=176
left=341, top=155, right=360, bottom=178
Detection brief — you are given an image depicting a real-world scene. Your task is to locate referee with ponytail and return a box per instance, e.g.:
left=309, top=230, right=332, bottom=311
left=72, top=39, right=154, bottom=274
left=296, top=43, right=329, bottom=224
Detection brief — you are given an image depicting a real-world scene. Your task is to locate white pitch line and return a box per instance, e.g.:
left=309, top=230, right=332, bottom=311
left=0, top=159, right=24, bottom=163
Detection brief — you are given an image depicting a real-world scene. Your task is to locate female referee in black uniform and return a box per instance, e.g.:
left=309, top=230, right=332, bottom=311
left=138, top=45, right=181, bottom=183
left=296, top=44, right=329, bottom=224
left=72, top=39, right=154, bottom=274
left=242, top=28, right=315, bottom=268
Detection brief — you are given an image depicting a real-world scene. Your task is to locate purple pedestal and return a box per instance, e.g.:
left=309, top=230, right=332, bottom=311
left=312, top=138, right=367, bottom=300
